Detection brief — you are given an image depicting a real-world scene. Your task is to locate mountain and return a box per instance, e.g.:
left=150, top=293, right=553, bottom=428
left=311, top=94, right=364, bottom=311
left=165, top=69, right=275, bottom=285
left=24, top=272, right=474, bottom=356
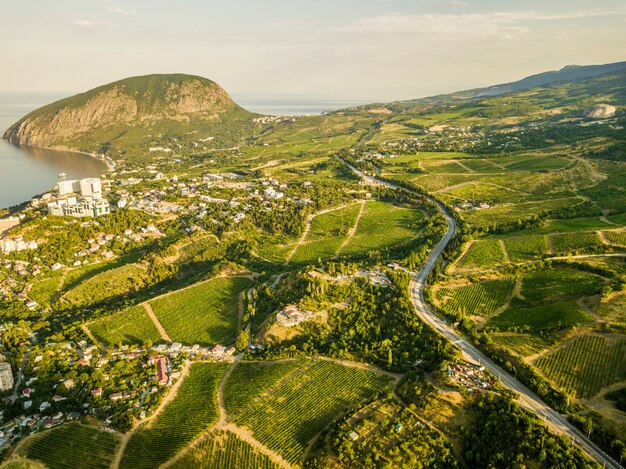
left=3, top=74, right=256, bottom=161
left=351, top=60, right=626, bottom=113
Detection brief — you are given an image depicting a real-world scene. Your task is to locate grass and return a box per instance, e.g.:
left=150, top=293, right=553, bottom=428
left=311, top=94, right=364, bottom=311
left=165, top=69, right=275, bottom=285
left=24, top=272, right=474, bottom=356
left=505, top=235, right=549, bottom=262
left=435, top=278, right=516, bottom=316
left=340, top=201, right=423, bottom=256
left=63, top=264, right=148, bottom=307
left=20, top=424, right=120, bottom=469
left=235, top=360, right=389, bottom=464
left=120, top=362, right=229, bottom=469
left=88, top=305, right=162, bottom=346
left=535, top=335, right=626, bottom=399
left=291, top=204, right=361, bottom=263
left=455, top=239, right=506, bottom=271
left=223, top=360, right=306, bottom=416
left=487, top=300, right=591, bottom=331
left=150, top=276, right=251, bottom=345
left=170, top=430, right=279, bottom=469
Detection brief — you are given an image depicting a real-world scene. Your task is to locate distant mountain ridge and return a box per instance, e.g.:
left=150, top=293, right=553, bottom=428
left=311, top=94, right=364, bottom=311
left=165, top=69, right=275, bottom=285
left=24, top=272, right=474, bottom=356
left=3, top=74, right=253, bottom=149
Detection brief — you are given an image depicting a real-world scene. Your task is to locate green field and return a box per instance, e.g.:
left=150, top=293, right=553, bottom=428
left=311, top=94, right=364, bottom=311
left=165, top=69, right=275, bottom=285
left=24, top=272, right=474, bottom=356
left=504, top=235, right=549, bottom=262
left=88, top=305, right=162, bottom=346
left=549, top=232, right=603, bottom=254
left=435, top=278, right=516, bottom=316
left=604, top=230, right=626, bottom=246
left=487, top=300, right=591, bottom=331
left=20, top=424, right=120, bottom=469
left=520, top=268, right=604, bottom=302
left=290, top=204, right=361, bottom=263
left=29, top=275, right=62, bottom=307
left=170, top=430, right=279, bottom=469
left=535, top=335, right=626, bottom=399
left=63, top=264, right=148, bottom=307
left=223, top=360, right=306, bottom=416
left=120, top=362, right=229, bottom=469
left=490, top=333, right=551, bottom=357
left=150, top=276, right=251, bottom=345
left=454, top=239, right=506, bottom=271
left=235, top=360, right=389, bottom=464
left=340, top=201, right=422, bottom=256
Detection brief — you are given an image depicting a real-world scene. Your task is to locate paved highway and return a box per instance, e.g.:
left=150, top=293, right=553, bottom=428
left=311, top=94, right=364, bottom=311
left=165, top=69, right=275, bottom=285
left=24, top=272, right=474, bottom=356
left=342, top=159, right=622, bottom=469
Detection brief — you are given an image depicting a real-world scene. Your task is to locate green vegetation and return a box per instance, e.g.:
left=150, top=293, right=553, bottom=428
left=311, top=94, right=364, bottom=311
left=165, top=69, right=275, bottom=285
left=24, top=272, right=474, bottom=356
left=150, top=276, right=251, bottom=345
left=235, top=360, right=389, bottom=464
left=505, top=235, right=549, bottom=262
left=489, top=333, right=550, bottom=357
left=223, top=360, right=305, bottom=416
left=88, top=305, right=162, bottom=346
left=520, top=268, right=604, bottom=302
left=455, top=239, right=506, bottom=271
left=487, top=300, right=590, bottom=331
left=170, top=430, right=279, bottom=469
left=120, top=362, right=229, bottom=469
left=604, top=230, right=626, bottom=246
left=20, top=424, right=120, bottom=469
left=550, top=232, right=603, bottom=254
left=535, top=335, right=626, bottom=399
left=291, top=204, right=361, bottom=263
left=63, top=264, right=148, bottom=307
left=340, top=201, right=423, bottom=256
left=435, top=278, right=515, bottom=316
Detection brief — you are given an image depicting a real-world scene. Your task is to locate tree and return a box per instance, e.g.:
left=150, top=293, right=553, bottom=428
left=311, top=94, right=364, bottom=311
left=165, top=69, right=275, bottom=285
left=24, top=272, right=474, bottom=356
left=236, top=329, right=249, bottom=352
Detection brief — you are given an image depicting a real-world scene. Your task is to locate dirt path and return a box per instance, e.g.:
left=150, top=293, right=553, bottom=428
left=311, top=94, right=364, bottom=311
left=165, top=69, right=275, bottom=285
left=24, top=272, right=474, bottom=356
left=80, top=324, right=99, bottom=345
left=335, top=200, right=366, bottom=256
left=453, top=160, right=474, bottom=173
left=546, top=235, right=555, bottom=255
left=143, top=303, right=172, bottom=342
left=446, top=240, right=474, bottom=273
left=499, top=239, right=511, bottom=263
left=112, top=361, right=191, bottom=469
left=217, top=363, right=236, bottom=426
left=319, top=356, right=403, bottom=381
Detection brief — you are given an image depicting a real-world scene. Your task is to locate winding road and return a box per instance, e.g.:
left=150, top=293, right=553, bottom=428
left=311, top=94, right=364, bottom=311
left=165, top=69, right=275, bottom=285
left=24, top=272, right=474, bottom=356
left=341, top=159, right=622, bottom=469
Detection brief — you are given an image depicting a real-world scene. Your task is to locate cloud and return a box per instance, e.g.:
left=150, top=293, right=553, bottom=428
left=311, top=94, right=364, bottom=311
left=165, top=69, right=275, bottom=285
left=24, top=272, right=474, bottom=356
left=67, top=19, right=117, bottom=32
left=106, top=4, right=135, bottom=15
left=426, top=0, right=467, bottom=7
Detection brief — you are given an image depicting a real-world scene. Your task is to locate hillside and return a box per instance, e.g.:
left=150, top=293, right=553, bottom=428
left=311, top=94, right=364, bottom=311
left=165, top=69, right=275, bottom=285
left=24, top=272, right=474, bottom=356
left=3, top=74, right=258, bottom=162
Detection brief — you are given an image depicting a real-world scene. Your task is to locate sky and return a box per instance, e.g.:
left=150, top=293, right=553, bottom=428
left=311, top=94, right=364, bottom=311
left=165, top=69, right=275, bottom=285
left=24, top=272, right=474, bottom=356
left=1, top=0, right=625, bottom=102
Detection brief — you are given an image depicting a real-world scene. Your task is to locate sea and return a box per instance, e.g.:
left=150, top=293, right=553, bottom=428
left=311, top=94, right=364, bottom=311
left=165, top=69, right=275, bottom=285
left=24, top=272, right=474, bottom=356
left=0, top=94, right=367, bottom=209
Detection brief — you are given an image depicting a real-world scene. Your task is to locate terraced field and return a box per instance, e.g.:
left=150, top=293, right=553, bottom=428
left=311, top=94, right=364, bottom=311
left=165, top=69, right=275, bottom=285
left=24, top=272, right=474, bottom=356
left=150, top=276, right=251, bottom=345
left=19, top=424, right=120, bottom=469
left=170, top=430, right=279, bottom=469
left=235, top=360, right=390, bottom=464
left=119, top=362, right=228, bottom=469
left=435, top=278, right=516, bottom=316
left=535, top=335, right=626, bottom=399
left=340, top=201, right=423, bottom=256
left=88, top=305, right=162, bottom=346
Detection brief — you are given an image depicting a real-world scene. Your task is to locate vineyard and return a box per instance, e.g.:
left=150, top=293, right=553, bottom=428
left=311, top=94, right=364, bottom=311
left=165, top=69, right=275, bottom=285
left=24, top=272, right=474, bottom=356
left=340, top=201, right=422, bottom=256
left=489, top=333, right=550, bottom=357
left=149, top=276, right=251, bottom=345
left=223, top=360, right=306, bottom=416
left=520, top=268, right=604, bottom=302
left=291, top=204, right=361, bottom=263
left=63, top=263, right=148, bottom=307
left=88, top=305, right=162, bottom=346
left=235, top=360, right=390, bottom=464
left=435, top=278, right=515, bottom=317
left=454, top=239, right=506, bottom=271
left=549, top=232, right=603, bottom=254
left=504, top=235, right=549, bottom=262
left=170, top=430, right=280, bottom=469
left=487, top=300, right=591, bottom=331
left=119, top=362, right=229, bottom=469
left=604, top=230, right=626, bottom=246
left=19, top=424, right=120, bottom=469
left=535, top=335, right=626, bottom=399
